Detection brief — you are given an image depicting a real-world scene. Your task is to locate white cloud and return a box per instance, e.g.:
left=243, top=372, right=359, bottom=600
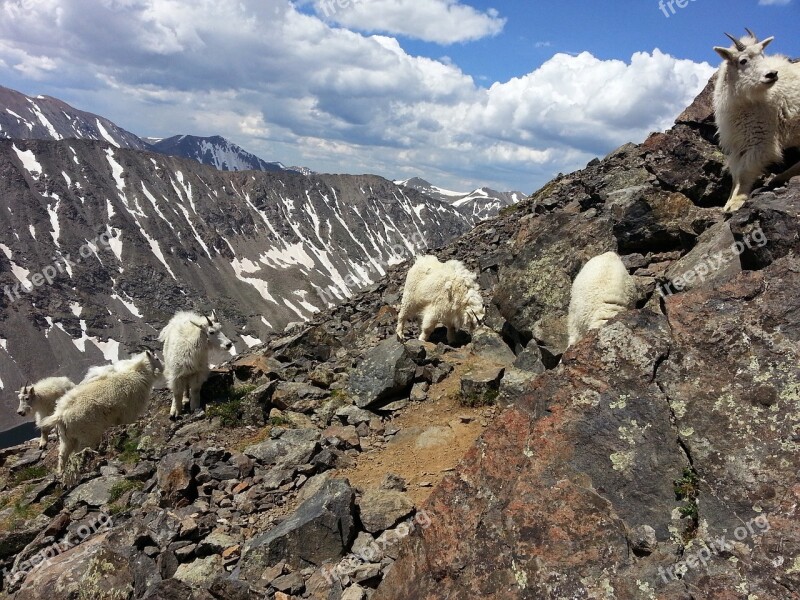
left=758, top=0, right=791, bottom=5
left=312, top=0, right=506, bottom=45
left=0, top=0, right=714, bottom=192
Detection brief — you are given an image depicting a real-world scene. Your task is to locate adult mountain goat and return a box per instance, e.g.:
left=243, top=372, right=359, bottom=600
left=567, top=252, right=638, bottom=346
left=159, top=310, right=233, bottom=418
left=40, top=351, right=162, bottom=473
left=16, top=377, right=75, bottom=449
left=713, top=29, right=800, bottom=211
left=396, top=255, right=485, bottom=343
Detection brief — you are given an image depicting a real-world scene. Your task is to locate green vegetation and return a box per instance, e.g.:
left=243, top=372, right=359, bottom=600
left=12, top=465, right=49, bottom=486
left=268, top=414, right=292, bottom=427
left=460, top=387, right=499, bottom=408
left=206, top=384, right=257, bottom=427
left=674, top=467, right=700, bottom=539
left=108, top=479, right=143, bottom=505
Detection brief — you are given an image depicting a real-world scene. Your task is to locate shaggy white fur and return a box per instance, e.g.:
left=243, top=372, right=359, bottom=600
left=40, top=351, right=162, bottom=473
left=714, top=30, right=800, bottom=211
left=396, top=255, right=485, bottom=343
left=16, top=377, right=75, bottom=449
left=158, top=310, right=233, bottom=418
left=567, top=252, right=638, bottom=346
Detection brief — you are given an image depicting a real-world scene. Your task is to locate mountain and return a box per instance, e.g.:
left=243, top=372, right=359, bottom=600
left=395, top=177, right=525, bottom=220
left=1, top=78, right=798, bottom=600
left=0, top=85, right=147, bottom=150
left=0, top=139, right=473, bottom=433
left=146, top=135, right=290, bottom=173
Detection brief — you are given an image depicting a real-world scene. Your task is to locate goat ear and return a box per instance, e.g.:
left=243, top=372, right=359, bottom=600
left=28, top=386, right=34, bottom=396
left=759, top=37, right=774, bottom=51
left=211, top=310, right=217, bottom=321
left=714, top=47, right=735, bottom=62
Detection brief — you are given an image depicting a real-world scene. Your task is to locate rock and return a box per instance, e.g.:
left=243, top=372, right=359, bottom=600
left=65, top=475, right=126, bottom=508
left=271, top=571, right=305, bottom=594
left=272, top=382, right=330, bottom=413
left=512, top=344, right=546, bottom=374
left=335, top=405, right=375, bottom=426
left=157, top=450, right=199, bottom=507
left=663, top=220, right=740, bottom=294
left=142, top=578, right=196, bottom=599
left=323, top=425, right=360, bottom=449
left=174, top=555, right=223, bottom=586
left=341, top=584, right=366, bottom=600
left=348, top=338, right=416, bottom=408
left=409, top=382, right=428, bottom=402
left=459, top=365, right=504, bottom=406
left=497, top=367, right=538, bottom=409
left=631, top=525, right=658, bottom=555
left=239, top=479, right=356, bottom=576
left=380, top=473, right=407, bottom=492
left=470, top=327, right=516, bottom=366
left=15, top=532, right=134, bottom=600
left=357, top=489, right=415, bottom=533
left=377, top=399, right=409, bottom=412
left=243, top=428, right=320, bottom=469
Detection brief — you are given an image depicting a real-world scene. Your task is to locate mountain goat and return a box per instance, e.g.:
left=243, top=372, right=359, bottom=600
left=567, top=252, right=638, bottom=346
left=40, top=351, right=162, bottom=473
left=158, top=310, right=233, bottom=418
left=16, top=377, right=75, bottom=449
left=713, top=29, right=800, bottom=211
left=396, top=255, right=485, bottom=343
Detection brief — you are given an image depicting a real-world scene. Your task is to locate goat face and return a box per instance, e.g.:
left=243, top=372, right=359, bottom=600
left=16, top=385, right=33, bottom=417
left=205, top=312, right=234, bottom=351
left=714, top=30, right=777, bottom=94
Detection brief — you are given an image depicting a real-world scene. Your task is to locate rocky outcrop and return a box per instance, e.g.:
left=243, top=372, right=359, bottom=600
left=1, top=78, right=799, bottom=600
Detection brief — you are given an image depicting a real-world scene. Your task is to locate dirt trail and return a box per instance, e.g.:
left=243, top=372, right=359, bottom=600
left=335, top=350, right=498, bottom=506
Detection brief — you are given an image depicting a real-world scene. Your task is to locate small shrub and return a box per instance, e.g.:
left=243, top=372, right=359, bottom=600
left=12, top=465, right=49, bottom=486
left=268, top=415, right=292, bottom=427
left=206, top=384, right=257, bottom=427
left=107, top=479, right=143, bottom=505
left=460, top=387, right=498, bottom=408
left=674, top=467, right=699, bottom=539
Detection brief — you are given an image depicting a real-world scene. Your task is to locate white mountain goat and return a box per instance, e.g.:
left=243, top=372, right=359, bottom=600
left=158, top=310, right=233, bottom=418
left=16, top=377, right=75, bottom=449
left=567, top=252, right=638, bottom=346
left=81, top=356, right=141, bottom=384
left=40, top=351, right=162, bottom=473
left=713, top=29, right=800, bottom=212
left=396, top=255, right=485, bottom=343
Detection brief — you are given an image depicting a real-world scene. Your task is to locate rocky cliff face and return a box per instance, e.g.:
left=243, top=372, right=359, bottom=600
left=0, top=140, right=472, bottom=432
left=0, top=80, right=798, bottom=600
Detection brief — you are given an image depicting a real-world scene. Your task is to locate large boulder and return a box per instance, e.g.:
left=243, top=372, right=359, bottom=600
left=348, top=338, right=416, bottom=408
left=239, top=478, right=357, bottom=577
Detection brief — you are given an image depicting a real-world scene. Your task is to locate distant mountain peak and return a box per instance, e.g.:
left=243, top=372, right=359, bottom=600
left=396, top=177, right=526, bottom=220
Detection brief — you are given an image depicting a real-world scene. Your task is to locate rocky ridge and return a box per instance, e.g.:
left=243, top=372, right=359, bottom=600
left=0, top=79, right=797, bottom=600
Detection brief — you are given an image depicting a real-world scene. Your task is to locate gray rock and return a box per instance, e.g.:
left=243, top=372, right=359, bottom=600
left=460, top=365, right=504, bottom=406
left=470, top=328, right=516, bottom=366
left=512, top=344, right=546, bottom=374
left=409, top=382, right=429, bottom=402
left=335, top=405, right=376, bottom=426
left=239, top=478, right=357, bottom=575
left=349, top=338, right=416, bottom=408
left=174, top=555, right=223, bottom=586
left=357, top=489, right=415, bottom=533
left=157, top=450, right=198, bottom=507
left=244, top=428, right=320, bottom=469
left=497, top=367, right=538, bottom=409
left=65, top=475, right=126, bottom=508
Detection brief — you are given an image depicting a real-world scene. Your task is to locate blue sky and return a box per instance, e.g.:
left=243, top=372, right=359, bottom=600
left=0, top=0, right=797, bottom=193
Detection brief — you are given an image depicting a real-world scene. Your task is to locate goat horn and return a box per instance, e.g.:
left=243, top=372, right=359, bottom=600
left=206, top=316, right=213, bottom=327
left=725, top=32, right=746, bottom=51
left=744, top=28, right=757, bottom=42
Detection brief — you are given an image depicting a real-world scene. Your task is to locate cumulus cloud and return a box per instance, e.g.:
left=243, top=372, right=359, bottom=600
left=0, top=0, right=714, bottom=192
left=312, top=0, right=506, bottom=45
